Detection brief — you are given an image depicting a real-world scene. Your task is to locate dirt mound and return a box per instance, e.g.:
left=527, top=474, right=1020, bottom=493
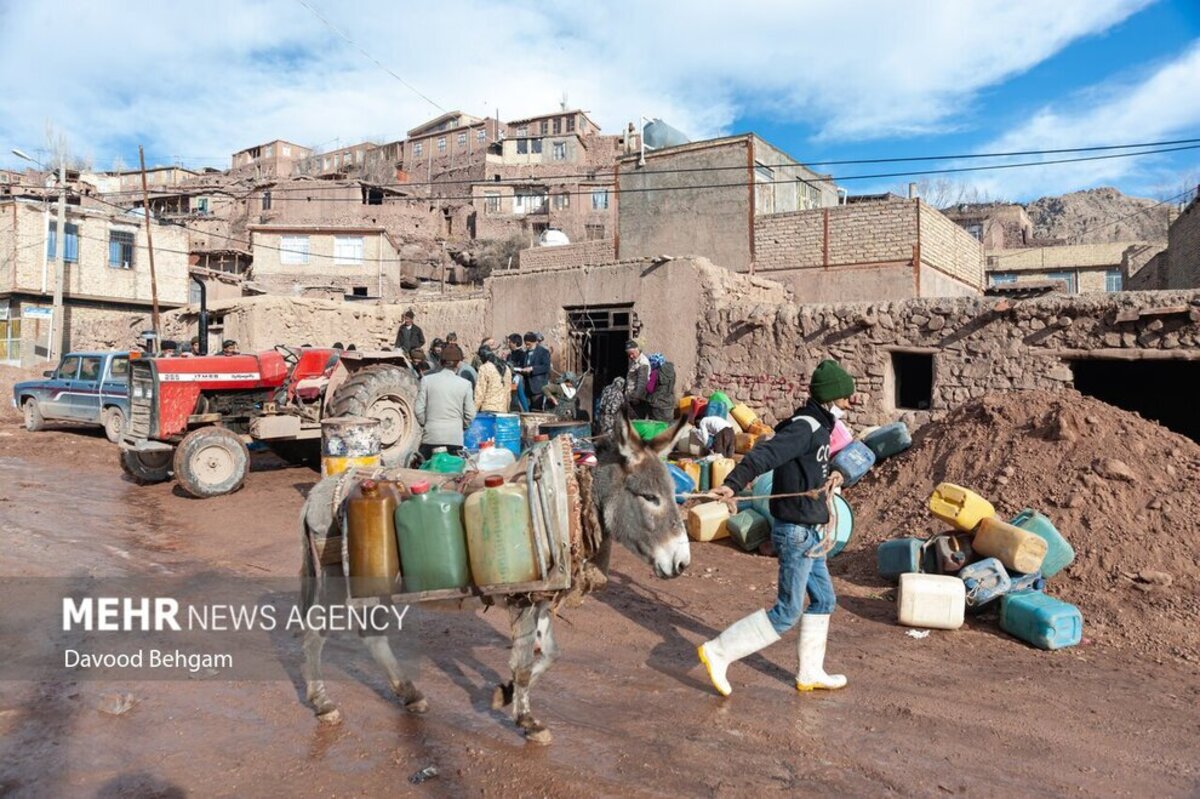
left=841, top=389, right=1200, bottom=665
left=0, top=362, right=54, bottom=420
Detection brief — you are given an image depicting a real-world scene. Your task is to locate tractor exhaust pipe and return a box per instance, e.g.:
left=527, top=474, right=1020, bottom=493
left=191, top=273, right=209, bottom=355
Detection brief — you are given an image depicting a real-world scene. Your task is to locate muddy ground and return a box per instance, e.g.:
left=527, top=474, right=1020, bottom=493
left=0, top=416, right=1197, bottom=798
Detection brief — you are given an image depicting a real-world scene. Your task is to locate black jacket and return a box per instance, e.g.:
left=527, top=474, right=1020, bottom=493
left=647, top=362, right=676, bottom=422
left=525, top=345, right=551, bottom=396
left=722, top=399, right=834, bottom=525
left=395, top=323, right=425, bottom=353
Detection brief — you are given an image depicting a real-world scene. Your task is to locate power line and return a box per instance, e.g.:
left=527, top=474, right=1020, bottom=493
left=294, top=0, right=445, bottom=114
left=802, top=137, right=1200, bottom=166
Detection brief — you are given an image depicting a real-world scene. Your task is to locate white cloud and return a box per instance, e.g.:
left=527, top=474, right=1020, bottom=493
left=957, top=41, right=1200, bottom=200
left=0, top=0, right=1151, bottom=171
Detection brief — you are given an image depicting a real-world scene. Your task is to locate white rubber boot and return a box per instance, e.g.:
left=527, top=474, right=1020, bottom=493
left=697, top=609, right=780, bottom=697
left=795, top=613, right=847, bottom=692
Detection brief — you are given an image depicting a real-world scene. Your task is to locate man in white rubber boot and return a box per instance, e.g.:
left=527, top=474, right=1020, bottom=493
left=698, top=359, right=856, bottom=696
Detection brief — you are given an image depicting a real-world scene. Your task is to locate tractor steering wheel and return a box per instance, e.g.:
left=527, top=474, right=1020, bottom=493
left=274, top=344, right=301, bottom=369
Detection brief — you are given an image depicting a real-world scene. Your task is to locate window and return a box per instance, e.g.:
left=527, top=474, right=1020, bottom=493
left=334, top=236, right=364, bottom=264
left=79, top=356, right=102, bottom=383
left=1047, top=271, right=1077, bottom=293
left=352, top=286, right=368, bottom=297
left=513, top=191, right=547, bottom=213
left=355, top=150, right=363, bottom=163
left=484, top=192, right=500, bottom=213
left=755, top=162, right=775, bottom=214
left=517, top=140, right=528, bottom=155
left=195, top=198, right=209, bottom=213
left=47, top=221, right=80, bottom=263
left=553, top=117, right=562, bottom=135
left=531, top=138, right=543, bottom=154
left=552, top=142, right=567, bottom=160
left=282, top=145, right=292, bottom=156
left=108, top=230, right=135, bottom=269
left=342, top=152, right=351, bottom=165
left=1105, top=269, right=1123, bottom=292
left=437, top=137, right=446, bottom=152
left=585, top=223, right=605, bottom=241
left=264, top=145, right=274, bottom=157
left=457, top=132, right=467, bottom=146
left=109, top=356, right=129, bottom=379
left=280, top=235, right=310, bottom=265
left=965, top=223, right=984, bottom=241
left=261, top=191, right=272, bottom=211
left=477, top=128, right=486, bottom=142
left=413, top=142, right=423, bottom=157
left=540, top=120, right=549, bottom=135
left=55, top=355, right=80, bottom=380
left=516, top=126, right=528, bottom=137
left=889, top=352, right=934, bottom=411
left=989, top=273, right=1017, bottom=286
left=553, top=192, right=569, bottom=210
left=566, top=116, right=575, bottom=132
left=591, top=189, right=609, bottom=210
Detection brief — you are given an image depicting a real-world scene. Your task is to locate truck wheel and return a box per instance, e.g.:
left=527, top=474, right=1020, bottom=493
left=103, top=407, right=126, bottom=443
left=23, top=399, right=45, bottom=432
left=120, top=449, right=173, bottom=484
left=328, top=365, right=421, bottom=467
left=174, top=427, right=250, bottom=498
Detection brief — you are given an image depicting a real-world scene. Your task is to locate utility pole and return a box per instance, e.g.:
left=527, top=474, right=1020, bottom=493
left=50, top=157, right=67, bottom=361
left=138, top=145, right=161, bottom=347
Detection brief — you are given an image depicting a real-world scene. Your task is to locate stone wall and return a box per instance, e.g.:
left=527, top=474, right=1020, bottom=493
left=697, top=288, right=1200, bottom=429
left=517, top=239, right=616, bottom=272
left=1167, top=197, right=1200, bottom=288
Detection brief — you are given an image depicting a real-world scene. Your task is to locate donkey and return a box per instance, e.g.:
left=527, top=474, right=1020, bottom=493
left=298, top=410, right=691, bottom=744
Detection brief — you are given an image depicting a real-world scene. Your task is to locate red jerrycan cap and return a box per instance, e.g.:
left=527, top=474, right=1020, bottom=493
left=409, top=480, right=431, bottom=494
left=484, top=475, right=504, bottom=488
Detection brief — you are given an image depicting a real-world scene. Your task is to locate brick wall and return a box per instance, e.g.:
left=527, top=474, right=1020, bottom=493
left=918, top=201, right=985, bottom=288
left=1128, top=250, right=1170, bottom=290
left=1167, top=198, right=1200, bottom=288
left=515, top=239, right=616, bottom=272
left=754, top=202, right=920, bottom=273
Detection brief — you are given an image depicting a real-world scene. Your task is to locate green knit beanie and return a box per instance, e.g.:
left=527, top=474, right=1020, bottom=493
left=809, top=359, right=855, bottom=403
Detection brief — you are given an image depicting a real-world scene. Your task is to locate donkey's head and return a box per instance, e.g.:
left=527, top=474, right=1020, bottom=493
left=593, top=409, right=691, bottom=579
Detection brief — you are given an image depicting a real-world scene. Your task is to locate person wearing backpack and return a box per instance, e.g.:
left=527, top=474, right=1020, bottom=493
left=646, top=353, right=676, bottom=422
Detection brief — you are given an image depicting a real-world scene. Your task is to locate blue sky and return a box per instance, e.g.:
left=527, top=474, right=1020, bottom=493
left=1, top=0, right=1198, bottom=202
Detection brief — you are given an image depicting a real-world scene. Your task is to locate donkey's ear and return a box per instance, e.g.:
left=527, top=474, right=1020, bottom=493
left=646, top=414, right=689, bottom=460
left=611, top=403, right=643, bottom=464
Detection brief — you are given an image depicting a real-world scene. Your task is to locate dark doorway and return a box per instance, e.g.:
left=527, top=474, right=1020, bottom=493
left=1071, top=359, right=1199, bottom=441
left=891, top=351, right=933, bottom=410
left=566, top=304, right=639, bottom=421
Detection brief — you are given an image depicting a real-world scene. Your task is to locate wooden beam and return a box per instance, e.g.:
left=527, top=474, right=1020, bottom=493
left=1050, top=348, right=1200, bottom=362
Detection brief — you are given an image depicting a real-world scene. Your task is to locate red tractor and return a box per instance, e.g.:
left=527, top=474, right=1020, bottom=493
left=118, top=347, right=421, bottom=498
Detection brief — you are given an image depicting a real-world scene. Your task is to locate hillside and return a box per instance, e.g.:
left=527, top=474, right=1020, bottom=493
left=1023, top=187, right=1172, bottom=244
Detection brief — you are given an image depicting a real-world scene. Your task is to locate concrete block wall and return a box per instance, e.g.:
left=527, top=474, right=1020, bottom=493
left=918, top=201, right=985, bottom=288
left=696, top=289, right=1200, bottom=429
left=518, top=239, right=616, bottom=272
left=753, top=201, right=919, bottom=273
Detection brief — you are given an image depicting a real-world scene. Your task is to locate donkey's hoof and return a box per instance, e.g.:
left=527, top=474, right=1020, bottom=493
left=404, top=697, right=429, bottom=715
left=316, top=707, right=342, bottom=726
left=491, top=682, right=514, bottom=710
left=524, top=725, right=553, bottom=745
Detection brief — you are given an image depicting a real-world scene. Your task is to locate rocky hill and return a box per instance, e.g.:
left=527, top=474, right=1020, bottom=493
left=1023, top=187, right=1172, bottom=244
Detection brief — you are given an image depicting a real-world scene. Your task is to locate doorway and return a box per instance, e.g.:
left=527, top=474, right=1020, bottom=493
left=565, top=304, right=639, bottom=420
left=1071, top=358, right=1199, bottom=441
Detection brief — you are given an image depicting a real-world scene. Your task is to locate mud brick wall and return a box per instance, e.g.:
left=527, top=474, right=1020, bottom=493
left=518, top=239, right=616, bottom=272
left=1168, top=198, right=1200, bottom=289
left=697, top=289, right=1200, bottom=429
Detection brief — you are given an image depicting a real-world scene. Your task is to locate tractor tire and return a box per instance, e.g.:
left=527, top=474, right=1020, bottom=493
left=23, top=399, right=45, bottom=432
left=266, top=439, right=320, bottom=470
left=327, top=364, right=421, bottom=467
left=173, top=426, right=250, bottom=499
left=103, top=407, right=126, bottom=443
left=120, top=449, right=173, bottom=484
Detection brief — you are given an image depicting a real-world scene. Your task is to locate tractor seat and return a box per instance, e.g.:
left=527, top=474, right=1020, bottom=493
left=293, top=376, right=328, bottom=402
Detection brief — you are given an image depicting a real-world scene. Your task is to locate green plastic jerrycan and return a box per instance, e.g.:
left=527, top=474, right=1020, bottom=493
left=394, top=481, right=470, bottom=592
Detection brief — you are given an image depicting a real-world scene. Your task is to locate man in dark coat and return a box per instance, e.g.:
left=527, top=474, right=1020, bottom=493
left=394, top=310, right=425, bottom=356
left=517, top=331, right=551, bottom=410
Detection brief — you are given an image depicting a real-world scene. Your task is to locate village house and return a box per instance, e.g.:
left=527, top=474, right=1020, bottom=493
left=245, top=223, right=409, bottom=300
left=401, top=112, right=502, bottom=197
left=942, top=202, right=1034, bottom=249
left=986, top=241, right=1163, bottom=293
left=0, top=197, right=190, bottom=364
left=230, top=139, right=313, bottom=180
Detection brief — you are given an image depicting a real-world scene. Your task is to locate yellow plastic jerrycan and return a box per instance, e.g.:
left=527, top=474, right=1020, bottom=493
left=929, top=483, right=995, bottom=533
left=687, top=501, right=731, bottom=542
left=711, top=457, right=736, bottom=488
left=731, top=404, right=760, bottom=432
left=679, top=459, right=702, bottom=487
left=463, top=475, right=540, bottom=587
left=973, top=517, right=1048, bottom=574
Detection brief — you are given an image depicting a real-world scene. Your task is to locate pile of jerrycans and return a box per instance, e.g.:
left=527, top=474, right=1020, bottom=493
left=880, top=482, right=1083, bottom=651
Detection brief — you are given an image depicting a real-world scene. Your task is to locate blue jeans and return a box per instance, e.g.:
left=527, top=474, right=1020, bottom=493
left=511, top=375, right=530, bottom=412
left=765, top=522, right=837, bottom=635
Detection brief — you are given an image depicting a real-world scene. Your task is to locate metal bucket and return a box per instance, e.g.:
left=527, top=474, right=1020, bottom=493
left=321, top=416, right=382, bottom=477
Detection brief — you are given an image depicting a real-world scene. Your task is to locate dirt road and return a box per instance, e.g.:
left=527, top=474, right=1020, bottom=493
left=0, top=418, right=1196, bottom=798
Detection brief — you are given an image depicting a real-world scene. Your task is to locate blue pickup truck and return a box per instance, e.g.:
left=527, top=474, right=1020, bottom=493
left=12, top=351, right=131, bottom=442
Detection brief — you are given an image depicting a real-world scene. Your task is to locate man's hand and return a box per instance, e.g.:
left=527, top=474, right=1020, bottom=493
left=709, top=485, right=738, bottom=514
left=826, top=471, right=845, bottom=490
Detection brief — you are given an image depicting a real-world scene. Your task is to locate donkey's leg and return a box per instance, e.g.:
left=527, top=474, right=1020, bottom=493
left=302, top=629, right=342, bottom=725
left=510, top=602, right=558, bottom=744
left=363, top=634, right=428, bottom=714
